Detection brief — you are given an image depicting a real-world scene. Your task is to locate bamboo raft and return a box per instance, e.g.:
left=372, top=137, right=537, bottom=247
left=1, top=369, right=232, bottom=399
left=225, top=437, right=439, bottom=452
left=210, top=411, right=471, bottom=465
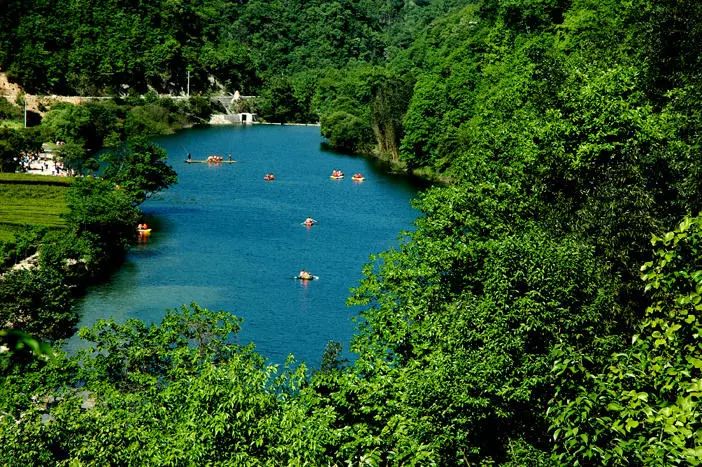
left=184, top=159, right=237, bottom=164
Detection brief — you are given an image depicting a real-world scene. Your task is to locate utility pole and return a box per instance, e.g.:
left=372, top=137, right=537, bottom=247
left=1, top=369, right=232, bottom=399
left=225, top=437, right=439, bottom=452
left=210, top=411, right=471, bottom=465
left=23, top=97, right=27, bottom=128
left=187, top=70, right=190, bottom=97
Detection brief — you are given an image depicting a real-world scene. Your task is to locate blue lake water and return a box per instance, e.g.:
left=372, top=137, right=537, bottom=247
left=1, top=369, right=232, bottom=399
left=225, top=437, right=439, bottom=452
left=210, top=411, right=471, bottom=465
left=68, top=125, right=421, bottom=367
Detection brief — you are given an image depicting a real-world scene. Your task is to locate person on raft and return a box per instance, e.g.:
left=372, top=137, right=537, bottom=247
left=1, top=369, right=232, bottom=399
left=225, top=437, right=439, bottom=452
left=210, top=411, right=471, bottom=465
left=304, top=217, right=317, bottom=225
left=298, top=270, right=313, bottom=280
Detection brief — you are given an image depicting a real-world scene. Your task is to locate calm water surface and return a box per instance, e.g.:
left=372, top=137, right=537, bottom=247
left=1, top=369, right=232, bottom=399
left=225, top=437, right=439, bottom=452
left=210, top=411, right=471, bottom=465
left=69, top=125, right=421, bottom=367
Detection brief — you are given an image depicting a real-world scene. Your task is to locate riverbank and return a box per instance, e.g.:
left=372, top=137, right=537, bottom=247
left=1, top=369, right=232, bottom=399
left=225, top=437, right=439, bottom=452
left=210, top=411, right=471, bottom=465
left=0, top=139, right=173, bottom=341
left=256, top=121, right=321, bottom=127
left=208, top=112, right=320, bottom=127
left=327, top=143, right=451, bottom=187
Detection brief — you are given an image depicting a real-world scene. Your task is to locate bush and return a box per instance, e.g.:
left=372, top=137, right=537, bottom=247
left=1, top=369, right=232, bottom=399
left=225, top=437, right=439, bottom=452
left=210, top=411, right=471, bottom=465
left=124, top=104, right=172, bottom=137
left=321, top=111, right=373, bottom=152
left=0, top=97, right=21, bottom=120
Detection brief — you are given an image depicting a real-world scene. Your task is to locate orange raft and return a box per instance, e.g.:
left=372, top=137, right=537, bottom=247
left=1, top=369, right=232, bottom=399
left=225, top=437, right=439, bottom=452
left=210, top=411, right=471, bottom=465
left=137, top=224, right=152, bottom=235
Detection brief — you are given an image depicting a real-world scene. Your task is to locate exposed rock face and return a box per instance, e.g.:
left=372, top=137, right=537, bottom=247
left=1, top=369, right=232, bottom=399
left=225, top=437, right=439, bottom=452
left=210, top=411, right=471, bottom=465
left=0, top=70, right=94, bottom=116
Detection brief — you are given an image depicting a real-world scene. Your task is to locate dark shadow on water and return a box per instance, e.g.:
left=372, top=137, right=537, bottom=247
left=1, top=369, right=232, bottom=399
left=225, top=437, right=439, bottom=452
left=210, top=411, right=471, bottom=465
left=319, top=141, right=432, bottom=191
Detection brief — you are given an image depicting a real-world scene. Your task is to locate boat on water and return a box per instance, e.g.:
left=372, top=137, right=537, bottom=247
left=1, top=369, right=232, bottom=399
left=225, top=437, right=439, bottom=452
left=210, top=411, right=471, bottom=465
left=351, top=173, right=365, bottom=181
left=185, top=158, right=236, bottom=164
left=137, top=228, right=152, bottom=235
left=330, top=169, right=344, bottom=179
left=264, top=173, right=276, bottom=181
left=295, top=274, right=318, bottom=281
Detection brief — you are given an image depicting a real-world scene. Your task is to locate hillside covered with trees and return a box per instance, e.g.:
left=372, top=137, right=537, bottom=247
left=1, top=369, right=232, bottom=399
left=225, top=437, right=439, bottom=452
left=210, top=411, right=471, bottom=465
left=2, top=0, right=702, bottom=464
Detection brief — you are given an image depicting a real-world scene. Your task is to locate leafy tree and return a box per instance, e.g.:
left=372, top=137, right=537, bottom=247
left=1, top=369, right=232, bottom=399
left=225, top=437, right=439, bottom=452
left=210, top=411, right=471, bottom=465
left=399, top=74, right=447, bottom=168
left=339, top=179, right=624, bottom=462
left=256, top=76, right=308, bottom=123
left=56, top=141, right=89, bottom=175
left=180, top=96, right=215, bottom=123
left=0, top=97, right=21, bottom=120
left=0, top=268, right=75, bottom=341
left=38, top=229, right=95, bottom=283
left=6, top=226, right=45, bottom=266
left=123, top=104, right=172, bottom=138
left=102, top=137, right=177, bottom=204
left=63, top=176, right=140, bottom=255
left=0, top=126, right=42, bottom=172
left=319, top=340, right=347, bottom=373
left=0, top=305, right=335, bottom=465
left=321, top=111, right=373, bottom=152
left=550, top=215, right=702, bottom=464
left=84, top=101, right=123, bottom=148
left=41, top=103, right=93, bottom=146
left=0, top=128, right=23, bottom=173
left=0, top=329, right=51, bottom=371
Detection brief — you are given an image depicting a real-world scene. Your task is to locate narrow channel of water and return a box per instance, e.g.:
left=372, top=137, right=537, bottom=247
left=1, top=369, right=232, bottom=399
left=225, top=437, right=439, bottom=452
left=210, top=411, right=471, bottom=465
left=68, top=125, right=421, bottom=367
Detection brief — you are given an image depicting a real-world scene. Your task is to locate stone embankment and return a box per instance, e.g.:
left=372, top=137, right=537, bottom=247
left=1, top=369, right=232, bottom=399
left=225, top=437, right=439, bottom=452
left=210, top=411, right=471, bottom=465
left=209, top=113, right=320, bottom=126
left=0, top=253, right=40, bottom=283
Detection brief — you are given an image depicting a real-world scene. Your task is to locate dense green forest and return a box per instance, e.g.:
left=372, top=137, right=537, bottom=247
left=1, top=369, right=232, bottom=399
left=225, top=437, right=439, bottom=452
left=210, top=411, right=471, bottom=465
left=0, top=0, right=461, bottom=95
left=2, top=0, right=702, bottom=464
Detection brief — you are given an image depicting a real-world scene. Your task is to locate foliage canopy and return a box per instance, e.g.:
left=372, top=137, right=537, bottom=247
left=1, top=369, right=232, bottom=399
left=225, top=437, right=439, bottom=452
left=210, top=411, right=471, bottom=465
left=2, top=0, right=702, bottom=463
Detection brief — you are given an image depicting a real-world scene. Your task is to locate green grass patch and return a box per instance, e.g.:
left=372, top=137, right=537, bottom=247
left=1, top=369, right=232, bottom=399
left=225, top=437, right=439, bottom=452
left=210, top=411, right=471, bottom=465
left=0, top=119, right=23, bottom=130
left=0, top=173, right=74, bottom=185
left=0, top=174, right=72, bottom=241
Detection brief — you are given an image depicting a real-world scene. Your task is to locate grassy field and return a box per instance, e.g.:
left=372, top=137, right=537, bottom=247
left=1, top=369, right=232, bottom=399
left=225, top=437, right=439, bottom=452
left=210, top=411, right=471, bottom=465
left=0, top=173, right=72, bottom=242
left=0, top=173, right=73, bottom=185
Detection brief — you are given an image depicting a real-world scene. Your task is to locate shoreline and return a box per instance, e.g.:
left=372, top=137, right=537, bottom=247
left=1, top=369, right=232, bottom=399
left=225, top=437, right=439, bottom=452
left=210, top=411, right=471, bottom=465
left=255, top=121, right=321, bottom=127
left=207, top=113, right=320, bottom=127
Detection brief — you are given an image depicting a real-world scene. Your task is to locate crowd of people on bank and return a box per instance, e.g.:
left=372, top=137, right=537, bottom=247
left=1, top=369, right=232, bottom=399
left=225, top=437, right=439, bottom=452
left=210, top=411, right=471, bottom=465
left=19, top=152, right=66, bottom=176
